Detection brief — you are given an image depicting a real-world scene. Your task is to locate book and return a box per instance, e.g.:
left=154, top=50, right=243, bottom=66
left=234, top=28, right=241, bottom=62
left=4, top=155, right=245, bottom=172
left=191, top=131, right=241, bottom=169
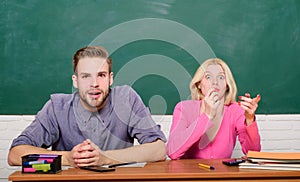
left=247, top=151, right=300, bottom=160
left=239, top=151, right=300, bottom=171
left=239, top=162, right=300, bottom=171
left=248, top=158, right=300, bottom=164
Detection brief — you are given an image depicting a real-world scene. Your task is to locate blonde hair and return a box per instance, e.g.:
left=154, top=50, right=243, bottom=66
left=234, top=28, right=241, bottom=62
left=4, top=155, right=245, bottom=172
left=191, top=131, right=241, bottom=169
left=190, top=58, right=237, bottom=105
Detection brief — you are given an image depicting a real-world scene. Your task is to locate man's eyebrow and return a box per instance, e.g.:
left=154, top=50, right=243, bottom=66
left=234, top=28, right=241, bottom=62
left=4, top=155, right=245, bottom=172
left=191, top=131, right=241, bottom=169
left=79, top=72, right=90, bottom=75
left=98, top=71, right=109, bottom=74
left=98, top=71, right=108, bottom=73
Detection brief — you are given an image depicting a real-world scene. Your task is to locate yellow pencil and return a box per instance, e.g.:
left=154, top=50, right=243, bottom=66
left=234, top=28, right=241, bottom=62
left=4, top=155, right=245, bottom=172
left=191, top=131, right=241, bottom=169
left=198, top=163, right=215, bottom=170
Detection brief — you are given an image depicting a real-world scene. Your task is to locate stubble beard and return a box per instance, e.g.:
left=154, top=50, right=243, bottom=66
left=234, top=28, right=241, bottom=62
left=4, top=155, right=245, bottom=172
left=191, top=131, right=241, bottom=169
left=80, top=89, right=109, bottom=111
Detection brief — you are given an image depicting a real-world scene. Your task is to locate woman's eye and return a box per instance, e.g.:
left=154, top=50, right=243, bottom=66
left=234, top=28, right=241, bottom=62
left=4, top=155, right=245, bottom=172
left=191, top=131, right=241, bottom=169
left=205, top=75, right=211, bottom=79
left=218, top=75, right=225, bottom=80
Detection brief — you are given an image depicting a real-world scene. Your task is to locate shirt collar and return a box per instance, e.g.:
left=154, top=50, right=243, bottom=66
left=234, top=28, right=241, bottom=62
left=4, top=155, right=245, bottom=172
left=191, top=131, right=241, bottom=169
left=73, top=90, right=112, bottom=122
left=73, top=92, right=93, bottom=122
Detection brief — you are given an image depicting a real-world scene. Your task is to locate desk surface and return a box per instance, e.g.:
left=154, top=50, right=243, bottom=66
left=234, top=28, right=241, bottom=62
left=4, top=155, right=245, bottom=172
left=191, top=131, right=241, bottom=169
left=8, top=159, right=300, bottom=182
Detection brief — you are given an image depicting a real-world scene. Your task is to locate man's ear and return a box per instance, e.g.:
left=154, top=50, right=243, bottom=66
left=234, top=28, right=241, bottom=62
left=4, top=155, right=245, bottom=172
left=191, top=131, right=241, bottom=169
left=109, top=72, right=114, bottom=86
left=72, top=74, right=78, bottom=88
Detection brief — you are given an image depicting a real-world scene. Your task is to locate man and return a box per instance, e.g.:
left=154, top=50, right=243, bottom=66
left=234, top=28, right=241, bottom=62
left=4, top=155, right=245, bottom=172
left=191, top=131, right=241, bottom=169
left=8, top=46, right=166, bottom=167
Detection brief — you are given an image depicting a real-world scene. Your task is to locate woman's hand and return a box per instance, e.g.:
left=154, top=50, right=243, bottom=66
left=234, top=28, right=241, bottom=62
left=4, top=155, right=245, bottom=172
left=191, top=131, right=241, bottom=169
left=238, top=93, right=261, bottom=125
left=203, top=88, right=222, bottom=120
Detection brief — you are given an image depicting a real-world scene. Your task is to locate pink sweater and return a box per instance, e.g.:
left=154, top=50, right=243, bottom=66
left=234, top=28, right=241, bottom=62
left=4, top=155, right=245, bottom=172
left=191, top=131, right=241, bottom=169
left=167, top=100, right=261, bottom=159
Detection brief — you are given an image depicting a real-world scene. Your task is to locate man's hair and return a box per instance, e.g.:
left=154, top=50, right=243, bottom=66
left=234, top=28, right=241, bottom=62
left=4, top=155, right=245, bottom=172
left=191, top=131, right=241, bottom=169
left=72, top=46, right=112, bottom=74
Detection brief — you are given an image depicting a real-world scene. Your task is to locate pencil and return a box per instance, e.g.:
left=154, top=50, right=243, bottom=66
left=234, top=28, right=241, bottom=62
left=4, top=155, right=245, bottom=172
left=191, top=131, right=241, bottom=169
left=198, top=163, right=215, bottom=170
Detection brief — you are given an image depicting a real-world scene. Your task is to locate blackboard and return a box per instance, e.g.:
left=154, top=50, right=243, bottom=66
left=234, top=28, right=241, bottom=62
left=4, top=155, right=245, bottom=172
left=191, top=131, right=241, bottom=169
left=1, top=0, right=299, bottom=115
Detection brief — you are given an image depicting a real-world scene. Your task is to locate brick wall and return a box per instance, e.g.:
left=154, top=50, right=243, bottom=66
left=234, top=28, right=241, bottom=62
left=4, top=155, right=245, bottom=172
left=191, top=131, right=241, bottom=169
left=1, top=114, right=300, bottom=181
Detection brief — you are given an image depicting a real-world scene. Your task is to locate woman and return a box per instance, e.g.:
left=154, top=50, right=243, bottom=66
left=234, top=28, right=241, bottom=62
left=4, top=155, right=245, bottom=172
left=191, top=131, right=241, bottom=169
left=167, top=58, right=261, bottom=159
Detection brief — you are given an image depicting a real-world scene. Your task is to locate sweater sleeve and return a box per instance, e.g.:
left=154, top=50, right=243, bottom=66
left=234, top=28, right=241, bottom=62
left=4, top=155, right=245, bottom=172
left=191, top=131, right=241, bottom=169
left=244, top=121, right=261, bottom=152
left=236, top=108, right=261, bottom=154
left=166, top=101, right=213, bottom=159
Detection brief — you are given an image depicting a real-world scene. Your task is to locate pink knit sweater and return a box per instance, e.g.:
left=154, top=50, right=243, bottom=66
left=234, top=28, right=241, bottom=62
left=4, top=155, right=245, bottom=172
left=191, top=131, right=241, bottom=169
left=167, top=100, right=261, bottom=159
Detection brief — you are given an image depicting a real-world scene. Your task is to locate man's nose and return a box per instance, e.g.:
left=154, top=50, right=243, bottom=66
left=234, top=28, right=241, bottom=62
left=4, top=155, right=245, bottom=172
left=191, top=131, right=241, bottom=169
left=90, top=76, right=99, bottom=87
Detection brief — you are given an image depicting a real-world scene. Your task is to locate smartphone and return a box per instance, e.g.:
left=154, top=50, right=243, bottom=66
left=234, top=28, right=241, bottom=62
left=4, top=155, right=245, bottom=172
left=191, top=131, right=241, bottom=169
left=222, top=159, right=245, bottom=166
left=80, top=166, right=116, bottom=172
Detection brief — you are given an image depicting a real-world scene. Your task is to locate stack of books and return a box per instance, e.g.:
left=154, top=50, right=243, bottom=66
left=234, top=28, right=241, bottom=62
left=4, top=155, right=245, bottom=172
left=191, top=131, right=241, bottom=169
left=239, top=151, right=300, bottom=171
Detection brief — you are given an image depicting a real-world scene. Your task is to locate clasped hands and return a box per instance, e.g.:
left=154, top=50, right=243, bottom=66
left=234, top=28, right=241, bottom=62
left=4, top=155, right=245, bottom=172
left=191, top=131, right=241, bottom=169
left=68, top=139, right=108, bottom=167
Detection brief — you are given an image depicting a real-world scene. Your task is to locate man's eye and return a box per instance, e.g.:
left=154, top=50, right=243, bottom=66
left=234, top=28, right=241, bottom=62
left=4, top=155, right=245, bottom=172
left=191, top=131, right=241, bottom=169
left=99, top=73, right=106, bottom=77
left=82, top=75, right=89, bottom=79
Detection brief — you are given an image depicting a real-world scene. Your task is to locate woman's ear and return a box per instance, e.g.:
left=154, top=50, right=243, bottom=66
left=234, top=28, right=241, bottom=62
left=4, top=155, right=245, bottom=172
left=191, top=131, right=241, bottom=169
left=197, top=81, right=201, bottom=89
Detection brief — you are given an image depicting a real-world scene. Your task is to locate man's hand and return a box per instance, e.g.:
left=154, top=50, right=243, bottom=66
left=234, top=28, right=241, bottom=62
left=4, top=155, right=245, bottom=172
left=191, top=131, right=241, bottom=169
left=71, top=139, right=108, bottom=167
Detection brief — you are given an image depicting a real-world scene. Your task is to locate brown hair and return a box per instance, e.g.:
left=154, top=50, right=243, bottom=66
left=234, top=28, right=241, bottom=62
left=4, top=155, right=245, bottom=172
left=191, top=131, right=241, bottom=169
left=72, top=46, right=112, bottom=74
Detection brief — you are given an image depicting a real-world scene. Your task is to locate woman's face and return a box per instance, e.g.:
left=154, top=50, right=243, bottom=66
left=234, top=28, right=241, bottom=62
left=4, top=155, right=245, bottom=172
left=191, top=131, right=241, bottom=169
left=199, top=64, right=228, bottom=100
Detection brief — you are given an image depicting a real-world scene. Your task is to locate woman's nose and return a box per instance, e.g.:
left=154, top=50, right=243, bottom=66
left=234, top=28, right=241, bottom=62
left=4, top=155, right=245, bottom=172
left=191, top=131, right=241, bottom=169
left=211, top=77, right=218, bottom=85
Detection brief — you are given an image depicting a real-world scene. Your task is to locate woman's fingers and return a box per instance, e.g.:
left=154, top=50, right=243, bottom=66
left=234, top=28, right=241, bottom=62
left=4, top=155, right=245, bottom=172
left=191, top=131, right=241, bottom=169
left=238, top=93, right=261, bottom=123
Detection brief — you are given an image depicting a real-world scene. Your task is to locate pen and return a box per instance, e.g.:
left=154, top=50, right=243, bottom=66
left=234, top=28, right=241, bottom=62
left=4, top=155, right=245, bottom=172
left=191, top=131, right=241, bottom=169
left=23, top=160, right=47, bottom=165
left=108, top=162, right=137, bottom=168
left=23, top=168, right=36, bottom=173
left=38, top=158, right=54, bottom=163
left=198, top=163, right=215, bottom=170
left=29, top=154, right=58, bottom=158
left=31, top=163, right=51, bottom=172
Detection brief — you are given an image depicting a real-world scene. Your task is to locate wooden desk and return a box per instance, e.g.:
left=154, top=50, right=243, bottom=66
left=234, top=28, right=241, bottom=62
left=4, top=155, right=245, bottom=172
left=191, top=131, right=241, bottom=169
left=8, top=159, right=300, bottom=182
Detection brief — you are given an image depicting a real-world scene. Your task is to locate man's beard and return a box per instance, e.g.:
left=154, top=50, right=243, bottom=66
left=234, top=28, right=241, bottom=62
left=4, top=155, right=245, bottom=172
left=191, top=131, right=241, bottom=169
left=79, top=88, right=109, bottom=111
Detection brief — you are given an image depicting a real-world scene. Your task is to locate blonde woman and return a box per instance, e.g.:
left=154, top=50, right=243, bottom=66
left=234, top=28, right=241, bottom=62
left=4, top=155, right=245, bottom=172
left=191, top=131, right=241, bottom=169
left=167, top=58, right=261, bottom=159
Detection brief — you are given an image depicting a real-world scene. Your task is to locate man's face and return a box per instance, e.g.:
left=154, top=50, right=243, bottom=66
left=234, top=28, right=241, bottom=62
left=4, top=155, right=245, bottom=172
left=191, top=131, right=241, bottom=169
left=72, top=57, right=113, bottom=112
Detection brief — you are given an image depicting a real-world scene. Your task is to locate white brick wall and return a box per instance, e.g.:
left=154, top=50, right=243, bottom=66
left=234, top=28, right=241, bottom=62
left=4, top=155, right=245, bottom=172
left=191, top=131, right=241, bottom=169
left=1, top=114, right=300, bottom=181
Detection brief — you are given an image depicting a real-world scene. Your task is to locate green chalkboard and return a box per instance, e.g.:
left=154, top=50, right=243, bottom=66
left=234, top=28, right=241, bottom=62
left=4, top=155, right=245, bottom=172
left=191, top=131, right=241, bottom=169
left=1, top=0, right=300, bottom=114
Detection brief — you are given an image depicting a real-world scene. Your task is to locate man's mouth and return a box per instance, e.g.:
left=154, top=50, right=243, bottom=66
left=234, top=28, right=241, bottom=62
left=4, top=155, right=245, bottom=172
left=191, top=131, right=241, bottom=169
left=88, top=90, right=102, bottom=99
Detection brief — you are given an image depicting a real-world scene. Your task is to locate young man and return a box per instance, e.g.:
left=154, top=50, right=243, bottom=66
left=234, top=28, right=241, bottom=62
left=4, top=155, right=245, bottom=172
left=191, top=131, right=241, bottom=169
left=8, top=46, right=166, bottom=167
